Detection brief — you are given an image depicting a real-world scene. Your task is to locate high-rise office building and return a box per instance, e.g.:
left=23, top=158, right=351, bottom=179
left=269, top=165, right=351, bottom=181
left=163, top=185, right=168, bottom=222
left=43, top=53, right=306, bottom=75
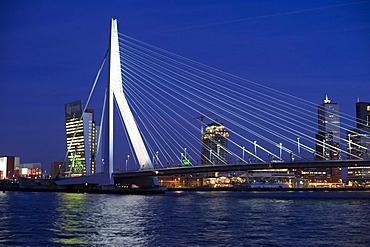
left=300, top=96, right=341, bottom=184
left=65, top=100, right=96, bottom=176
left=346, top=101, right=370, bottom=185
left=315, top=96, right=341, bottom=160
left=356, top=102, right=370, bottom=128
left=201, top=123, right=229, bottom=165
left=347, top=129, right=370, bottom=160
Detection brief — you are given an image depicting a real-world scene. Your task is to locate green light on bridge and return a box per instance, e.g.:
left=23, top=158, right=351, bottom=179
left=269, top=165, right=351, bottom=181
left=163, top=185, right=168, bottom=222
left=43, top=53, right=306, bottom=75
left=182, top=159, right=190, bottom=166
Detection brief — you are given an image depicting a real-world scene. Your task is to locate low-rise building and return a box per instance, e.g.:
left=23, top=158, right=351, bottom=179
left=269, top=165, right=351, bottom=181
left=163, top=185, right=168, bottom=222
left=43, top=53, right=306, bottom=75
left=14, top=163, right=42, bottom=178
left=0, top=156, right=20, bottom=179
left=51, top=162, right=66, bottom=178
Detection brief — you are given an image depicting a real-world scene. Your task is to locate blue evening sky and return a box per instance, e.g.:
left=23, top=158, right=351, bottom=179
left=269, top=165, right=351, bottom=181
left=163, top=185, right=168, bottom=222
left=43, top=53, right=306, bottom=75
left=0, top=0, right=369, bottom=170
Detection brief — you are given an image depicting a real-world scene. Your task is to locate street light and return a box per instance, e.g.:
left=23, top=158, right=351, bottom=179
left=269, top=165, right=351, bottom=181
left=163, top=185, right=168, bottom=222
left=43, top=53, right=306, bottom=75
left=126, top=155, right=130, bottom=171
left=323, top=140, right=326, bottom=160
left=348, top=134, right=352, bottom=156
left=217, top=144, right=220, bottom=164
left=297, top=137, right=301, bottom=156
left=279, top=143, right=283, bottom=160
left=242, top=146, right=245, bottom=161
left=184, top=148, right=187, bottom=159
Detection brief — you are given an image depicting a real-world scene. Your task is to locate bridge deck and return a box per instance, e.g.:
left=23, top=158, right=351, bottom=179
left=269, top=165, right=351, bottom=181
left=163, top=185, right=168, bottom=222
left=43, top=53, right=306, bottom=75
left=113, top=160, right=370, bottom=179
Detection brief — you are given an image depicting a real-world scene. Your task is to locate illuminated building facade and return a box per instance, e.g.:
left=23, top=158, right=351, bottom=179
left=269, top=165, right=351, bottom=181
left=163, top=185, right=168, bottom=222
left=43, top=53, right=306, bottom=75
left=0, top=156, right=19, bottom=179
left=14, top=163, right=42, bottom=178
left=65, top=100, right=96, bottom=176
left=201, top=123, right=229, bottom=165
left=346, top=102, right=370, bottom=185
left=315, top=96, right=341, bottom=160
left=301, top=96, right=341, bottom=184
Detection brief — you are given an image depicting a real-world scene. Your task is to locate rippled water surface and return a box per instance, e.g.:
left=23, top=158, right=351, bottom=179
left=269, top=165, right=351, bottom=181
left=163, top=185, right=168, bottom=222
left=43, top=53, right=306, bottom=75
left=0, top=191, right=370, bottom=246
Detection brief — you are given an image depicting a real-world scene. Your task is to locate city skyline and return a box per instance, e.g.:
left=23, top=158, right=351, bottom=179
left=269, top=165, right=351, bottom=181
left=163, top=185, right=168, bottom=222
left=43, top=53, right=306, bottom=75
left=1, top=1, right=369, bottom=171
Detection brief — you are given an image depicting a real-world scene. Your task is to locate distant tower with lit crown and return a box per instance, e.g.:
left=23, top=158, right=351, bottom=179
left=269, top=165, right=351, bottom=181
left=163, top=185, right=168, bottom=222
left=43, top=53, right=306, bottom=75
left=315, top=95, right=341, bottom=160
left=201, top=123, right=229, bottom=165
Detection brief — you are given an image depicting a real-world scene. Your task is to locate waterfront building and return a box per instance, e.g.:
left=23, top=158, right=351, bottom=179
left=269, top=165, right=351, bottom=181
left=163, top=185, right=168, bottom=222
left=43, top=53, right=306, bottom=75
left=300, top=96, right=341, bottom=184
left=315, top=96, right=341, bottom=160
left=14, top=163, right=42, bottom=178
left=0, top=156, right=20, bottom=179
left=346, top=101, right=370, bottom=185
left=50, top=161, right=66, bottom=178
left=158, top=175, right=203, bottom=188
left=65, top=100, right=97, bottom=176
left=201, top=122, right=229, bottom=165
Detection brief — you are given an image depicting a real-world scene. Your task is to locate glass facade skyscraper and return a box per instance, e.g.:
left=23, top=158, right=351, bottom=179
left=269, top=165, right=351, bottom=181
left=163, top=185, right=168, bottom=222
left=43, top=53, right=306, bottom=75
left=65, top=100, right=96, bottom=176
left=300, top=96, right=342, bottom=184
left=315, top=96, right=341, bottom=160
left=346, top=102, right=370, bottom=185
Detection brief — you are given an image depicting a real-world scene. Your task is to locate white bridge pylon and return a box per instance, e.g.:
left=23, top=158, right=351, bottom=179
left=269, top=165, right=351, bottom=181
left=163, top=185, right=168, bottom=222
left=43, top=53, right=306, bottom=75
left=105, top=19, right=158, bottom=185
left=56, top=19, right=158, bottom=187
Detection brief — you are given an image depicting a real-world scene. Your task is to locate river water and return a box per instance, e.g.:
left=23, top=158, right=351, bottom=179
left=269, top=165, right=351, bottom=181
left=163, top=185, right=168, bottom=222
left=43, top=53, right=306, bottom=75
left=0, top=191, right=369, bottom=246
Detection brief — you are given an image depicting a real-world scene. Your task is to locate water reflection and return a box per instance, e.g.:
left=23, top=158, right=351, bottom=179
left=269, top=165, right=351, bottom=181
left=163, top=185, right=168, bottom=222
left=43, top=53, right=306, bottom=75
left=0, top=193, right=11, bottom=245
left=52, top=193, right=91, bottom=245
left=0, top=191, right=370, bottom=246
left=52, top=193, right=158, bottom=246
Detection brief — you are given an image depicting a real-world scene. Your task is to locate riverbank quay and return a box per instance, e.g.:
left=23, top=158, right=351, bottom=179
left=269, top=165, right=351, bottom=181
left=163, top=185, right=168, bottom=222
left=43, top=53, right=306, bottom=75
left=2, top=179, right=370, bottom=194
left=167, top=186, right=370, bottom=192
left=0, top=179, right=166, bottom=195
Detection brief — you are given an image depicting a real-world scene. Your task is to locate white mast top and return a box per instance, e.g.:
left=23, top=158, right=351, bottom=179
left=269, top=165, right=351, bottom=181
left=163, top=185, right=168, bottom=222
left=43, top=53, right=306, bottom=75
left=324, top=95, right=331, bottom=104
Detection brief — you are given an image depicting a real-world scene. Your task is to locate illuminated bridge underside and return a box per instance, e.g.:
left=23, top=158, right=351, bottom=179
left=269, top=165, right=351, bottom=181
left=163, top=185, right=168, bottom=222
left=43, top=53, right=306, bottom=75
left=113, top=160, right=370, bottom=179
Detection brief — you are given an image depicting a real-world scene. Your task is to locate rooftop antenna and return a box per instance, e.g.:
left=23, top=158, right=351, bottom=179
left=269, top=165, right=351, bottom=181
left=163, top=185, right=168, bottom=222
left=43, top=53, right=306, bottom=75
left=194, top=112, right=219, bottom=134
left=324, top=95, right=331, bottom=104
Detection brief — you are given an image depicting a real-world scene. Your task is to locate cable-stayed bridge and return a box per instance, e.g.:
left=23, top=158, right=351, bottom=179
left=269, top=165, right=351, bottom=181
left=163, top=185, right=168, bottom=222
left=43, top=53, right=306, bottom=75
left=114, top=160, right=370, bottom=179
left=57, top=19, right=369, bottom=188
